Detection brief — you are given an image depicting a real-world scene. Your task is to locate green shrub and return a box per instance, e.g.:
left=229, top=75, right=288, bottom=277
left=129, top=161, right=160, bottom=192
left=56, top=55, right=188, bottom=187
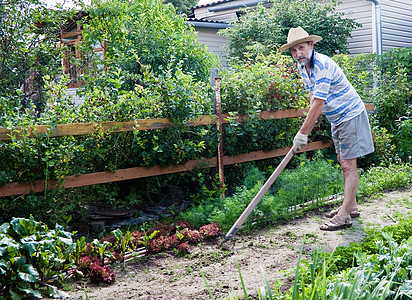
left=219, top=53, right=306, bottom=157
left=379, top=47, right=412, bottom=79
left=393, top=116, right=412, bottom=160
left=221, top=53, right=307, bottom=113
left=79, top=0, right=216, bottom=89
left=0, top=0, right=77, bottom=112
left=358, top=162, right=412, bottom=198
left=220, top=0, right=360, bottom=60
left=372, top=69, right=410, bottom=134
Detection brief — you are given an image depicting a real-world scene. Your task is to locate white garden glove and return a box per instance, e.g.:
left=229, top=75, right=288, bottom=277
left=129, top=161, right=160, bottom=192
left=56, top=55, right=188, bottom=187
left=293, top=132, right=308, bottom=151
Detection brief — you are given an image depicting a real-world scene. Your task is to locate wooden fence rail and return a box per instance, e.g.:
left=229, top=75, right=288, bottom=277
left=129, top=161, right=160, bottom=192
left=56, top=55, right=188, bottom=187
left=0, top=108, right=313, bottom=140
left=0, top=104, right=374, bottom=197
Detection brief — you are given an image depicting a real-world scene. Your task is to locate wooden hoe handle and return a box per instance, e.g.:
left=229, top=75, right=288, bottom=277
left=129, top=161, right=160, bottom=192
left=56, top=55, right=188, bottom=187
left=220, top=147, right=296, bottom=246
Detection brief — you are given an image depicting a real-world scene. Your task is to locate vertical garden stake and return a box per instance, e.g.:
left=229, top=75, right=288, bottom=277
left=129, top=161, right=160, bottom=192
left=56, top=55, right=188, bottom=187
left=220, top=147, right=296, bottom=247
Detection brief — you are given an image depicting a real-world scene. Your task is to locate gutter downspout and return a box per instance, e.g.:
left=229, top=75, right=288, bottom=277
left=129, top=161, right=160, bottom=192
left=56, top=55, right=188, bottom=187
left=367, top=0, right=383, bottom=55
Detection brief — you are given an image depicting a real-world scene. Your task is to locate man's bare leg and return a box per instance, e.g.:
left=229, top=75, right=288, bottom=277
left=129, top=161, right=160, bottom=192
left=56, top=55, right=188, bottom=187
left=337, top=155, right=359, bottom=219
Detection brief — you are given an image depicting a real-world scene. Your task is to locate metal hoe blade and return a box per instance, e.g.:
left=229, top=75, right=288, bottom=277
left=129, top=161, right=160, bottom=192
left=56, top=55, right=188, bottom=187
left=219, top=147, right=296, bottom=247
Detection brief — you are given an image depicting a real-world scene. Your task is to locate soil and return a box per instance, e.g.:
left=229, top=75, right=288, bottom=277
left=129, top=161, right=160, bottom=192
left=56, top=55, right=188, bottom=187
left=67, top=188, right=412, bottom=300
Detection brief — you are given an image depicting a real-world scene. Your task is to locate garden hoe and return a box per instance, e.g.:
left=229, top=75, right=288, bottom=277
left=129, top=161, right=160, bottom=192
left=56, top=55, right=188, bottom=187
left=219, top=146, right=296, bottom=249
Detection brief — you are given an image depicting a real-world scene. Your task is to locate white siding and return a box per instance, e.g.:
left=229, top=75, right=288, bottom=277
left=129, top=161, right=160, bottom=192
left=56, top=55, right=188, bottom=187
left=194, top=0, right=271, bottom=23
left=195, top=27, right=229, bottom=67
left=65, top=88, right=84, bottom=106
left=195, top=0, right=252, bottom=22
left=335, top=0, right=373, bottom=55
left=194, top=6, right=236, bottom=22
left=380, top=0, right=412, bottom=51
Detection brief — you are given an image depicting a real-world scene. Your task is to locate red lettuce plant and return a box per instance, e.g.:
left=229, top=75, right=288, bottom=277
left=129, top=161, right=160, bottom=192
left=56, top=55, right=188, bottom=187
left=76, top=255, right=116, bottom=284
left=89, top=262, right=116, bottom=284
left=200, top=223, right=221, bottom=239
left=177, top=241, right=190, bottom=255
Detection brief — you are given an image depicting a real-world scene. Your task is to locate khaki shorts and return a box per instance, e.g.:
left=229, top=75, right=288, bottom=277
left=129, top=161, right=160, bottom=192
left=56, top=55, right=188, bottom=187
left=331, top=109, right=374, bottom=160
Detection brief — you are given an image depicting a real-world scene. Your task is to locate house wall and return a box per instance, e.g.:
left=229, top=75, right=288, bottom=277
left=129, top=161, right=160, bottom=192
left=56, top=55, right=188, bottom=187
left=380, top=0, right=412, bottom=51
left=195, top=27, right=229, bottom=67
left=322, top=0, right=412, bottom=54
left=335, top=0, right=373, bottom=55
left=194, top=0, right=271, bottom=23
left=65, top=88, right=84, bottom=106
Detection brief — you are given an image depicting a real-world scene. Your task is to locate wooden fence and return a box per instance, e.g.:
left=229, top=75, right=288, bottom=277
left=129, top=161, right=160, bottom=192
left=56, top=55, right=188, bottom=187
left=0, top=104, right=374, bottom=197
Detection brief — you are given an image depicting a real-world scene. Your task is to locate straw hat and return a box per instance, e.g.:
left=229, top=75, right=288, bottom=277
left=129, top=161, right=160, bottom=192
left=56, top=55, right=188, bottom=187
left=278, top=26, right=322, bottom=53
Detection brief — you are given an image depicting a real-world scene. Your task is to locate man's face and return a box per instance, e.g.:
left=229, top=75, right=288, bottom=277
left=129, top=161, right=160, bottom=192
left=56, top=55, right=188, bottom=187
left=290, top=42, right=313, bottom=67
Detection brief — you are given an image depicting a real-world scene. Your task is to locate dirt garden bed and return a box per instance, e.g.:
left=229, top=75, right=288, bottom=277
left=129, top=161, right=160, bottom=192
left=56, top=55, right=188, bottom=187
left=67, top=188, right=412, bottom=300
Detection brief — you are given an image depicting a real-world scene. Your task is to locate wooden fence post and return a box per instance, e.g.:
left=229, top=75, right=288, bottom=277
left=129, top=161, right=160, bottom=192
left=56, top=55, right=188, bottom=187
left=215, top=77, right=225, bottom=199
left=211, top=68, right=225, bottom=198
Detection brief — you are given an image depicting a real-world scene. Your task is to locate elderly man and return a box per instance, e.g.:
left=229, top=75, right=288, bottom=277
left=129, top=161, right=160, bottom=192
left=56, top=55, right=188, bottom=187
left=279, top=27, right=374, bottom=231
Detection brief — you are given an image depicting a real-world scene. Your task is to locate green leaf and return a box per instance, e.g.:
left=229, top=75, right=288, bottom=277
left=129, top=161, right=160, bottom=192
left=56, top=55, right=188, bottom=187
left=17, top=285, right=42, bottom=299
left=10, top=288, right=24, bottom=300
left=17, top=264, right=39, bottom=283
left=21, top=237, right=40, bottom=256
left=0, top=223, right=10, bottom=233
left=47, top=285, right=70, bottom=299
left=0, top=258, right=10, bottom=274
left=57, top=236, right=73, bottom=246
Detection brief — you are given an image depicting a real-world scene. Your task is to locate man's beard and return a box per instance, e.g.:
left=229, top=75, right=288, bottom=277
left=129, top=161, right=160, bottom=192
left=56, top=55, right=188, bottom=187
left=294, top=50, right=312, bottom=67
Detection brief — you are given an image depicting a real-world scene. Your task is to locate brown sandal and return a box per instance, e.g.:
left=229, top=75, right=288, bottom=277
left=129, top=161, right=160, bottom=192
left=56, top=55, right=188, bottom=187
left=320, top=215, right=352, bottom=231
left=325, top=206, right=360, bottom=218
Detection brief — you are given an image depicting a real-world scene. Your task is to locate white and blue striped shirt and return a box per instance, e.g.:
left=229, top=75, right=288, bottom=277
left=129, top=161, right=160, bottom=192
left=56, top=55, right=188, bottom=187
left=299, top=51, right=365, bottom=125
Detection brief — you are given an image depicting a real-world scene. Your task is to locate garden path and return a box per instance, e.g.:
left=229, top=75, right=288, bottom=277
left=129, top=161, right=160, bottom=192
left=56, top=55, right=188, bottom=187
left=68, top=188, right=412, bottom=300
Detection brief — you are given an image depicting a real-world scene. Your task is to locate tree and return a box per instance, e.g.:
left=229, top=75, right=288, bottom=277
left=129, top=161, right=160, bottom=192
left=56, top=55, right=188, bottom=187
left=164, top=0, right=198, bottom=15
left=78, top=0, right=217, bottom=93
left=220, top=0, right=360, bottom=61
left=0, top=0, right=77, bottom=113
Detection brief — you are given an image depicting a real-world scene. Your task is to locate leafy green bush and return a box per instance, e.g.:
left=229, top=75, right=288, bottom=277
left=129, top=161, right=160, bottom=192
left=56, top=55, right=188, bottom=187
left=79, top=0, right=216, bottom=90
left=358, top=162, right=412, bottom=198
left=394, top=117, right=412, bottom=160
left=0, top=0, right=77, bottom=112
left=333, top=50, right=412, bottom=163
left=219, top=53, right=306, bottom=157
left=0, top=216, right=75, bottom=299
left=379, top=47, right=412, bottom=79
left=220, top=0, right=360, bottom=60
left=372, top=69, right=410, bottom=133
left=221, top=53, right=307, bottom=113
